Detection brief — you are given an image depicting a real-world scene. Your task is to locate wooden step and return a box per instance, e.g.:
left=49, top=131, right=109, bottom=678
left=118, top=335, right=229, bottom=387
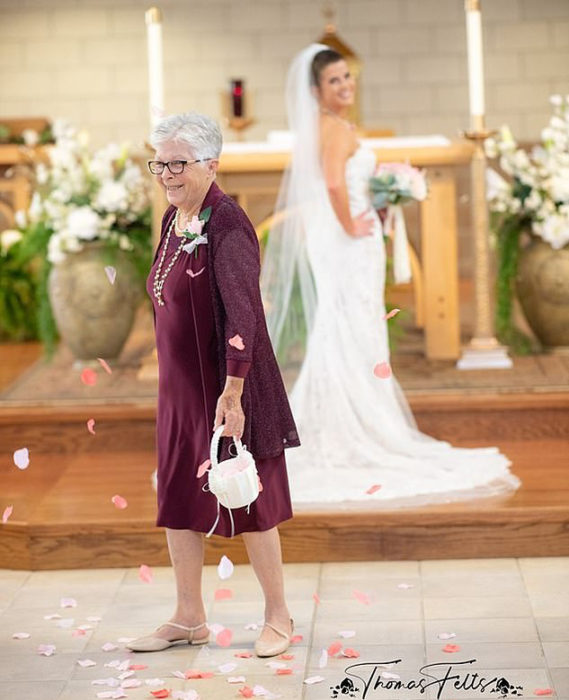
left=1, top=391, right=567, bottom=455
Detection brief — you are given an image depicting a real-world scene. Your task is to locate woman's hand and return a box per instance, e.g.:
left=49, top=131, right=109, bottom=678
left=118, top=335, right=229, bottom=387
left=214, top=376, right=245, bottom=438
left=350, top=211, right=375, bottom=238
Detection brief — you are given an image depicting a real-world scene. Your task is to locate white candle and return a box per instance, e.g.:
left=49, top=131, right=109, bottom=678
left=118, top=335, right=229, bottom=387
left=465, top=0, right=485, bottom=119
left=145, top=7, right=164, bottom=127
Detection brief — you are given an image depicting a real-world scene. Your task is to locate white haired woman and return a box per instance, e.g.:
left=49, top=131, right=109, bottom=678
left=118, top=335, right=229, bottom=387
left=127, top=112, right=299, bottom=657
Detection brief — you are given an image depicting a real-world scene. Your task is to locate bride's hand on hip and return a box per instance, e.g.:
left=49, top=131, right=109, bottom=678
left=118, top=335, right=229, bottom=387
left=350, top=211, right=374, bottom=238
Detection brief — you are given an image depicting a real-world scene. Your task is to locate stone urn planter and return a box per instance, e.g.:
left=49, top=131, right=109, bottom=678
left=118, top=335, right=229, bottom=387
left=48, top=242, right=143, bottom=361
left=516, top=238, right=569, bottom=348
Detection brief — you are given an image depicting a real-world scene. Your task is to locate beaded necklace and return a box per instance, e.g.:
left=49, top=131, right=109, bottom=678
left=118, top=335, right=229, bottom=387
left=152, top=214, right=187, bottom=307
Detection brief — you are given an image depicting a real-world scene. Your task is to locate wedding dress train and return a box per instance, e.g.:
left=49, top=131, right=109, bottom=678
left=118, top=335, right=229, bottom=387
left=285, top=144, right=520, bottom=506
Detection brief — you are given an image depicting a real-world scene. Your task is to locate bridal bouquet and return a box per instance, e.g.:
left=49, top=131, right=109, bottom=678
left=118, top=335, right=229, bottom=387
left=369, top=162, right=428, bottom=209
left=369, top=163, right=427, bottom=284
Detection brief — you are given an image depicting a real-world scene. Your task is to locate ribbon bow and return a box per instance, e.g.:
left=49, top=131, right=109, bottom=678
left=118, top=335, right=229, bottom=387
left=182, top=234, right=208, bottom=256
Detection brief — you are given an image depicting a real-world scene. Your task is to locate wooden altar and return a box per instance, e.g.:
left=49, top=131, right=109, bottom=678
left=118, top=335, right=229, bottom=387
left=217, top=138, right=475, bottom=361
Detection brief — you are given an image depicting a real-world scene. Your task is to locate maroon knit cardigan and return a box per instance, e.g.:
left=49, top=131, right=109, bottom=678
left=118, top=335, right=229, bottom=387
left=156, top=183, right=300, bottom=459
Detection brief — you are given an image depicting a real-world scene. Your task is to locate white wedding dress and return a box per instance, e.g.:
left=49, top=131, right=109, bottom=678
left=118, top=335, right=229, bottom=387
left=285, top=143, right=521, bottom=506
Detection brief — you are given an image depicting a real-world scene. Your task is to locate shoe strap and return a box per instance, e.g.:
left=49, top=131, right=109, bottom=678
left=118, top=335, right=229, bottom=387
left=264, top=620, right=291, bottom=640
left=162, top=621, right=207, bottom=636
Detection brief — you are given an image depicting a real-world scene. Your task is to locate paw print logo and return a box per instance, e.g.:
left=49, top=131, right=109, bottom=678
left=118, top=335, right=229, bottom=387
left=330, top=677, right=358, bottom=698
left=494, top=677, right=523, bottom=697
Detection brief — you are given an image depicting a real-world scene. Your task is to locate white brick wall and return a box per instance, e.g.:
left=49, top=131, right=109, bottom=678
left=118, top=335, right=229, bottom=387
left=0, top=0, right=568, bottom=149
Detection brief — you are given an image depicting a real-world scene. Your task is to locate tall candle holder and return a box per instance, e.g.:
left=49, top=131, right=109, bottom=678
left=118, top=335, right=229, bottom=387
left=457, top=0, right=512, bottom=370
left=138, top=6, right=166, bottom=382
left=220, top=78, right=255, bottom=141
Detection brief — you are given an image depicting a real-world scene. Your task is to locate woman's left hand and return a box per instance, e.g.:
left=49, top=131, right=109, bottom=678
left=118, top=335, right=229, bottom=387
left=214, top=385, right=245, bottom=438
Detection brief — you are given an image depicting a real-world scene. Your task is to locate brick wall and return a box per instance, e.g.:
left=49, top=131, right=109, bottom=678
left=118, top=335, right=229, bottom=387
left=1, top=0, right=568, bottom=147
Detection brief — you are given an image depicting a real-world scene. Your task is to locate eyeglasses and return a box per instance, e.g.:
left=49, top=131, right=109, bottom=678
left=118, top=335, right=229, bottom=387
left=147, top=159, right=211, bottom=175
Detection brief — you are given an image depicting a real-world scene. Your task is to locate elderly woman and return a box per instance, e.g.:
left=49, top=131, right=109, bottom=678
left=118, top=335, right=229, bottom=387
left=127, top=112, right=299, bottom=658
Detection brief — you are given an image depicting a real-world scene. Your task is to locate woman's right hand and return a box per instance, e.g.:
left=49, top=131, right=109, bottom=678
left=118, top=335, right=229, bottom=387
left=350, top=211, right=375, bottom=238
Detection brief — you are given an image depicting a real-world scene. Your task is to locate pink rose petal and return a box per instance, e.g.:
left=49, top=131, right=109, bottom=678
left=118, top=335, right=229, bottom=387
left=196, top=459, right=211, bottom=478
left=111, top=494, right=128, bottom=510
left=534, top=690, right=554, bottom=696
left=2, top=505, right=13, bottom=523
left=353, top=589, right=371, bottom=605
left=81, top=368, right=97, bottom=386
left=104, top=266, right=116, bottom=285
left=342, top=648, right=360, bottom=658
left=72, top=629, right=87, bottom=637
left=214, top=588, right=233, bottom=601
left=442, top=643, right=461, bottom=653
left=290, top=634, right=303, bottom=644
left=228, top=334, right=245, bottom=351
left=138, top=564, right=153, bottom=584
left=373, top=362, right=392, bottom=379
left=87, top=418, right=96, bottom=435
left=280, top=654, right=294, bottom=660
left=366, top=484, right=382, bottom=495
left=313, top=592, right=321, bottom=605
left=184, top=670, right=213, bottom=679
left=383, top=308, right=401, bottom=320
left=13, top=447, right=30, bottom=470
left=239, top=687, right=254, bottom=698
left=187, top=267, right=205, bottom=278
left=97, top=358, right=112, bottom=374
left=327, top=641, right=342, bottom=657
left=129, top=664, right=147, bottom=671
left=216, top=628, right=233, bottom=647
left=276, top=668, right=293, bottom=675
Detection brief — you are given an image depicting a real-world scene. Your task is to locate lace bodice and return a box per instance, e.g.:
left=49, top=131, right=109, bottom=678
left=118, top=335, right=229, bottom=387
left=346, top=144, right=376, bottom=216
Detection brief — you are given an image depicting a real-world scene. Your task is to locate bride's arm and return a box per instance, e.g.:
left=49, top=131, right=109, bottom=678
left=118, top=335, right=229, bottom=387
left=321, top=121, right=373, bottom=238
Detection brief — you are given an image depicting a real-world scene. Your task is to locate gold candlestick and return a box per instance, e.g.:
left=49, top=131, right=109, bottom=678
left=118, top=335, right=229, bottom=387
left=457, top=115, right=512, bottom=369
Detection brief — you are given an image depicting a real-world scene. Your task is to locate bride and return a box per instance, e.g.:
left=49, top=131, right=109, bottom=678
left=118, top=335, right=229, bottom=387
left=260, top=44, right=520, bottom=507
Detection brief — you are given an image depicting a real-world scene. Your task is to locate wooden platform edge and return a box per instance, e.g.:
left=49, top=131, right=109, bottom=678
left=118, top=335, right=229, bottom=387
left=1, top=505, right=568, bottom=570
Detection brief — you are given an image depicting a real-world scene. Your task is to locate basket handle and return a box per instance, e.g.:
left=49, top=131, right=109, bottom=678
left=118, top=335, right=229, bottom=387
left=210, top=425, right=245, bottom=470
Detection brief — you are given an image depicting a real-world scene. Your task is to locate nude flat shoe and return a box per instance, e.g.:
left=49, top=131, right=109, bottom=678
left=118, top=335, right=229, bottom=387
left=254, top=618, right=294, bottom=658
left=126, top=621, right=209, bottom=652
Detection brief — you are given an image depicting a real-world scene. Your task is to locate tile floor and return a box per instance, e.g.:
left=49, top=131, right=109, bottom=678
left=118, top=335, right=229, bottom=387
left=0, top=558, right=567, bottom=700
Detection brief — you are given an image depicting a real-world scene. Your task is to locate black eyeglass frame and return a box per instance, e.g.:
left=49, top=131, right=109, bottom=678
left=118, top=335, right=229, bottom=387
left=147, top=158, right=212, bottom=175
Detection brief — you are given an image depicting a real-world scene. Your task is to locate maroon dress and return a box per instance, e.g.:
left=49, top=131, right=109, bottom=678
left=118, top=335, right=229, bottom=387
left=146, top=186, right=295, bottom=536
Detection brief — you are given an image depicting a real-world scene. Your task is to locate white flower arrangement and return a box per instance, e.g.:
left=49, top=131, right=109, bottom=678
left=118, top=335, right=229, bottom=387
left=24, top=119, right=150, bottom=264
left=486, top=94, right=569, bottom=250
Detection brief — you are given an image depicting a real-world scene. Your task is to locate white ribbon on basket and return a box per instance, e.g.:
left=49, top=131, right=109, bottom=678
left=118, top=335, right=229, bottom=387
left=386, top=204, right=412, bottom=285
left=203, top=426, right=260, bottom=538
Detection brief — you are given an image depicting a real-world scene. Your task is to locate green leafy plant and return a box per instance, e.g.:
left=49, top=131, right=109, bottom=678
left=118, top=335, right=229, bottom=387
left=486, top=95, right=569, bottom=353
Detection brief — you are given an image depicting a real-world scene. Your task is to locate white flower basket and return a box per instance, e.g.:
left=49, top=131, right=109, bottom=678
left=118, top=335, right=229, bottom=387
left=205, top=426, right=260, bottom=537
